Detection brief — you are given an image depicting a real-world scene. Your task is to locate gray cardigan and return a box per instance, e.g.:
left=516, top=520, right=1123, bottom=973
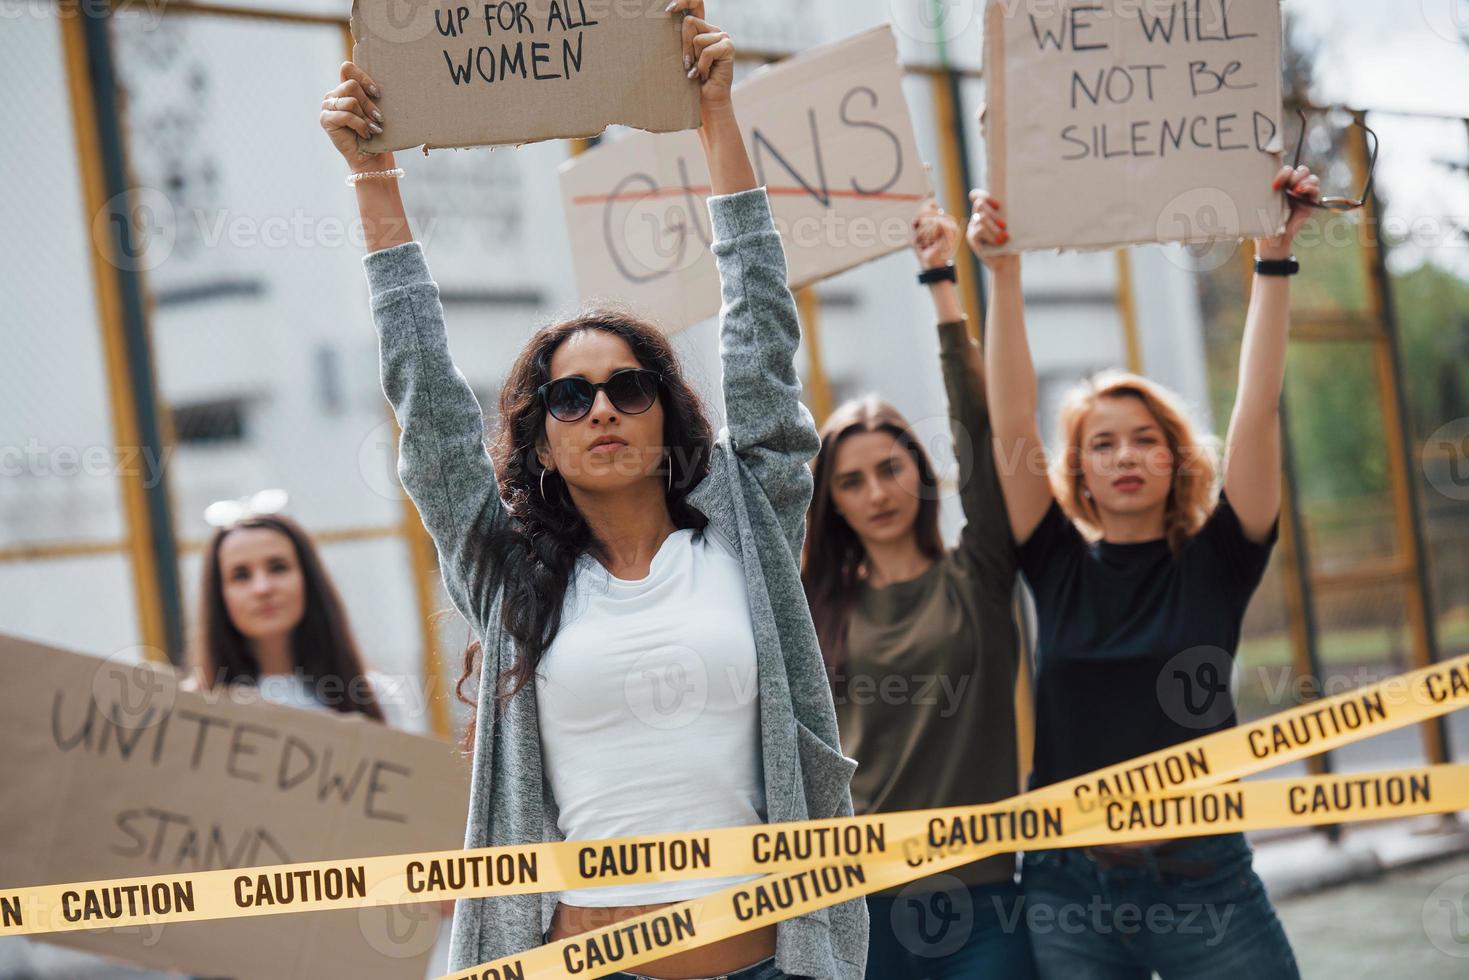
left=363, top=186, right=868, bottom=979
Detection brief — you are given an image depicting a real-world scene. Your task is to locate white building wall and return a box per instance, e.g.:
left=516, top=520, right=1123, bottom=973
left=1, top=0, right=1212, bottom=715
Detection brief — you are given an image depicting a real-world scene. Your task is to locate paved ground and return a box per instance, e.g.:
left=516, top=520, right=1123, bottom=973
left=1275, top=852, right=1469, bottom=979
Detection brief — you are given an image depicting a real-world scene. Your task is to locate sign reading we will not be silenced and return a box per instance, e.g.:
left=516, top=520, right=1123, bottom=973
left=351, top=0, right=701, bottom=152
left=0, top=634, right=468, bottom=980
left=558, top=26, right=932, bottom=334
left=981, top=0, right=1288, bottom=254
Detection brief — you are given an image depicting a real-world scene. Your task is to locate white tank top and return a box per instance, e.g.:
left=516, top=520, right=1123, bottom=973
left=534, top=525, right=767, bottom=907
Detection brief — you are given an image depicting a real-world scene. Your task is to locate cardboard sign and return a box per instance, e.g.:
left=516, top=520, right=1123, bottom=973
left=351, top=0, right=701, bottom=152
left=980, top=0, right=1287, bottom=253
left=0, top=634, right=469, bottom=979
left=558, top=26, right=932, bottom=334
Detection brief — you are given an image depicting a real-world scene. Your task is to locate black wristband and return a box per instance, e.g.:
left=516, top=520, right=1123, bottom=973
left=1254, top=256, right=1299, bottom=277
left=918, top=264, right=958, bottom=285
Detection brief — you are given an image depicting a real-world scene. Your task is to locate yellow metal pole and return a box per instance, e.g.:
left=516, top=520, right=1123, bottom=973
left=930, top=75, right=985, bottom=339
left=340, top=22, right=450, bottom=737
left=796, top=287, right=833, bottom=424
left=1238, top=244, right=1329, bottom=779
left=60, top=3, right=172, bottom=664
left=1114, top=250, right=1144, bottom=374
left=1350, top=113, right=1446, bottom=765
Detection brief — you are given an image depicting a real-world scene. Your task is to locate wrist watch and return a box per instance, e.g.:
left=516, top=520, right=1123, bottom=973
left=918, top=263, right=958, bottom=285
left=1254, top=256, right=1300, bottom=276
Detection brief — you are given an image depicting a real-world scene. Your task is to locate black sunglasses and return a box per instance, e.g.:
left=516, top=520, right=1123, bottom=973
left=537, top=368, right=663, bottom=423
left=1287, top=108, right=1379, bottom=213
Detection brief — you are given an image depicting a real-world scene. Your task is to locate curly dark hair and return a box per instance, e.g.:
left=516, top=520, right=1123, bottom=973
left=454, top=309, right=714, bottom=750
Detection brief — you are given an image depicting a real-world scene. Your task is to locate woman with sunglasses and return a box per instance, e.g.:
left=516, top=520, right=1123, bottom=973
left=318, top=4, right=865, bottom=978
left=969, top=163, right=1322, bottom=979
left=801, top=201, right=1034, bottom=979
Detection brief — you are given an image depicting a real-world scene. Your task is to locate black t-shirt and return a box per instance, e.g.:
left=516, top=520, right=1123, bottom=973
left=1018, top=492, right=1278, bottom=789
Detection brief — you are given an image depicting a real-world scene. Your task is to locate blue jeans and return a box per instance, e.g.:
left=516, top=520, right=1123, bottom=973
left=866, top=877, right=1037, bottom=979
left=605, top=954, right=796, bottom=980
left=1021, top=833, right=1299, bottom=979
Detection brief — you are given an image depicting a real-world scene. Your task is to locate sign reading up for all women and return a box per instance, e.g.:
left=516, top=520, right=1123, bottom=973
left=558, top=26, right=932, bottom=334
left=351, top=0, right=701, bottom=151
left=981, top=0, right=1289, bottom=253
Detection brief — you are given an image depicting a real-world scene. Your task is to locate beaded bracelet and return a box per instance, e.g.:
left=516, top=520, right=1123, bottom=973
left=345, top=167, right=405, bottom=187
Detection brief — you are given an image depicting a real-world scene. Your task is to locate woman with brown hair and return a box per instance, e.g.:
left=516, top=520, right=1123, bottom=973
left=970, top=161, right=1322, bottom=977
left=801, top=201, right=1034, bottom=978
left=317, top=3, right=865, bottom=977
left=187, top=493, right=385, bottom=721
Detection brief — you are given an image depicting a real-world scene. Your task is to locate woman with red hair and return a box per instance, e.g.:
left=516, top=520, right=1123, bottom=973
left=971, top=160, right=1322, bottom=978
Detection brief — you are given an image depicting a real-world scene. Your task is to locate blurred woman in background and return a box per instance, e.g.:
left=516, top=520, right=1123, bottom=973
left=186, top=490, right=386, bottom=721
left=802, top=201, right=1034, bottom=979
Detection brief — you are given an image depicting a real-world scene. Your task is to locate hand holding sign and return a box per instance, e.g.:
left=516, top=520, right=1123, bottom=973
left=320, top=61, right=392, bottom=171
left=966, top=191, right=1016, bottom=277
left=911, top=200, right=961, bottom=272
left=669, top=0, right=733, bottom=108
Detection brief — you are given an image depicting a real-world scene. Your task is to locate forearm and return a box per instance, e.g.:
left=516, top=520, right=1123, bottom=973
left=927, top=280, right=965, bottom=324
left=1223, top=270, right=1288, bottom=528
left=983, top=263, right=1037, bottom=437
left=351, top=150, right=414, bottom=253
left=1233, top=273, right=1291, bottom=425
left=698, top=103, right=756, bottom=197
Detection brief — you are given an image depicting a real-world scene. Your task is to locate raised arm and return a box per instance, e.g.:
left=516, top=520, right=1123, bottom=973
left=913, top=200, right=1017, bottom=583
left=1223, top=164, right=1321, bottom=543
left=680, top=0, right=820, bottom=556
left=321, top=61, right=504, bottom=634
left=967, top=191, right=1053, bottom=545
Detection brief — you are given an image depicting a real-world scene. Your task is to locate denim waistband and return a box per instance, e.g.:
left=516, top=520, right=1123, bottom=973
left=606, top=953, right=778, bottom=980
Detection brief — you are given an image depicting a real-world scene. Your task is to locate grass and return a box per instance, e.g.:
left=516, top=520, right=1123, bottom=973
left=1238, top=607, right=1469, bottom=671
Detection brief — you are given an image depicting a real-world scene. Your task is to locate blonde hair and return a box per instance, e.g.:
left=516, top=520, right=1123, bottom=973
left=1050, top=370, right=1219, bottom=551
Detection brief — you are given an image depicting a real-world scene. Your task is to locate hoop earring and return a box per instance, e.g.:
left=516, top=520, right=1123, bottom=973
left=540, top=467, right=552, bottom=503
left=666, top=456, right=674, bottom=493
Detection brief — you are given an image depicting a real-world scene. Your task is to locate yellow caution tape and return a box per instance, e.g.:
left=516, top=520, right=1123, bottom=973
left=1, top=653, right=1467, bottom=978
left=447, top=765, right=1469, bottom=980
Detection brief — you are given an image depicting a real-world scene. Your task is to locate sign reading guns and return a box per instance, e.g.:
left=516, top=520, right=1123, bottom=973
left=559, top=26, right=932, bottom=335
left=980, top=0, right=1289, bottom=254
